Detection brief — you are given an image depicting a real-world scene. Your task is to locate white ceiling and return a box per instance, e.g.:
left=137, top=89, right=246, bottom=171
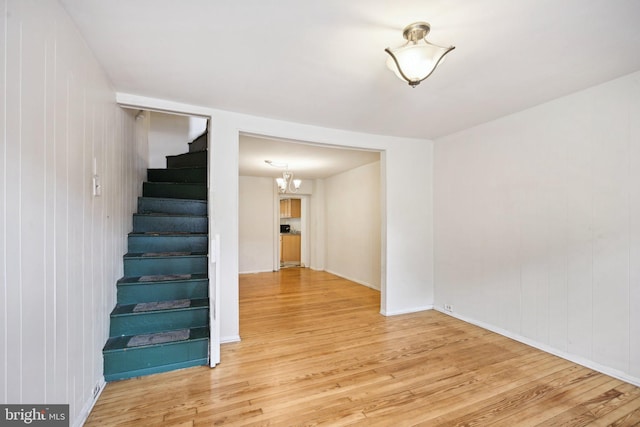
left=239, top=135, right=380, bottom=179
left=60, top=0, right=640, bottom=178
left=60, top=0, right=640, bottom=141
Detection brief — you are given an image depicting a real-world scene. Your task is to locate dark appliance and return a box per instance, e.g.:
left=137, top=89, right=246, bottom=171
left=280, top=224, right=291, bottom=233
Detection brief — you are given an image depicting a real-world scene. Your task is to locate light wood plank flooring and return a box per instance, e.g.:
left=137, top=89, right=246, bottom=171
left=86, top=268, right=640, bottom=426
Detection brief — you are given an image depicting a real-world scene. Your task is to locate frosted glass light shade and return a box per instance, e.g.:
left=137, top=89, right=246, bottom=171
left=385, top=22, right=454, bottom=87
left=386, top=42, right=452, bottom=84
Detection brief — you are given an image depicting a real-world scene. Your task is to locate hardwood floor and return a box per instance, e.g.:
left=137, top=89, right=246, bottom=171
left=86, top=268, right=640, bottom=426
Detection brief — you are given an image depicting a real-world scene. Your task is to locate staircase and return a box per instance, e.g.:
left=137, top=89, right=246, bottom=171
left=103, top=131, right=210, bottom=382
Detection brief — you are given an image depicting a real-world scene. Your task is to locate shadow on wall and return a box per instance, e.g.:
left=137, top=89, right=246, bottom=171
left=148, top=111, right=207, bottom=168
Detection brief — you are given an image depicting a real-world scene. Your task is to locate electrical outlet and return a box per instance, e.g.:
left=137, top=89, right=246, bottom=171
left=92, top=384, right=101, bottom=399
left=444, top=304, right=453, bottom=312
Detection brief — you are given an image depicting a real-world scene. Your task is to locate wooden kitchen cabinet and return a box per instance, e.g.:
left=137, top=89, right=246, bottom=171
left=280, top=198, right=301, bottom=218
left=281, top=234, right=301, bottom=262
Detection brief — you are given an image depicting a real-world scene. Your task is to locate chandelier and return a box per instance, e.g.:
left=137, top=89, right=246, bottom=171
left=276, top=170, right=301, bottom=194
left=265, top=160, right=301, bottom=193
left=385, top=22, right=455, bottom=87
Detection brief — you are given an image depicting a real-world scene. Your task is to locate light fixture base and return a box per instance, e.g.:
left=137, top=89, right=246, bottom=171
left=402, top=22, right=431, bottom=42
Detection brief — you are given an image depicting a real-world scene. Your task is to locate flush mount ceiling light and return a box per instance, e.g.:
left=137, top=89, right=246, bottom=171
left=265, top=160, right=301, bottom=193
left=385, top=21, right=455, bottom=87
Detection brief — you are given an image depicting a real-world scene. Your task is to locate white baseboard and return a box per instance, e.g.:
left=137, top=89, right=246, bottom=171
left=433, top=307, right=640, bottom=388
left=324, top=269, right=380, bottom=291
left=74, top=376, right=106, bottom=427
left=239, top=269, right=274, bottom=275
left=381, top=305, right=433, bottom=316
left=220, top=335, right=241, bottom=344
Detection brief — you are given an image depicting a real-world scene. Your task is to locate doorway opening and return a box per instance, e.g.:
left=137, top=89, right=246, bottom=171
left=238, top=133, right=382, bottom=294
left=278, top=195, right=306, bottom=269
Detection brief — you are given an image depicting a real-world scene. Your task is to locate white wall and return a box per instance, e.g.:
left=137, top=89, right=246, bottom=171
left=148, top=112, right=208, bottom=168
left=208, top=110, right=434, bottom=336
left=434, top=71, right=640, bottom=385
left=188, top=116, right=208, bottom=141
left=116, top=93, right=435, bottom=343
left=238, top=177, right=313, bottom=273
left=325, top=161, right=381, bottom=289
left=309, top=179, right=326, bottom=271
left=148, top=111, right=190, bottom=168
left=239, top=176, right=275, bottom=273
left=0, top=0, right=146, bottom=425
left=240, top=162, right=381, bottom=285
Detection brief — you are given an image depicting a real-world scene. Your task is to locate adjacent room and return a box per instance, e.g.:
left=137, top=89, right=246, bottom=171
left=2, top=1, right=640, bottom=425
left=238, top=135, right=381, bottom=283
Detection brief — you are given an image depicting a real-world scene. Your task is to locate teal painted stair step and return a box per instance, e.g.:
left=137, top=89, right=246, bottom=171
left=104, top=132, right=209, bottom=382
left=116, top=274, right=208, bottom=304
left=143, top=182, right=206, bottom=200
left=147, top=167, right=206, bottom=183
left=166, top=151, right=207, bottom=168
left=128, top=232, right=207, bottom=253
left=109, top=298, right=209, bottom=336
left=123, top=252, right=208, bottom=277
left=103, top=326, right=209, bottom=382
left=132, top=213, right=207, bottom=233
left=137, top=197, right=207, bottom=216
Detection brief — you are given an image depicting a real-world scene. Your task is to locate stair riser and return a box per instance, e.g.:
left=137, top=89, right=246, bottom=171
left=147, top=168, right=207, bottom=183
left=123, top=256, right=207, bottom=277
left=189, top=133, right=208, bottom=153
left=137, top=197, right=207, bottom=215
left=117, top=280, right=209, bottom=304
left=166, top=151, right=207, bottom=168
left=143, top=182, right=207, bottom=200
left=104, top=339, right=208, bottom=382
left=128, top=235, right=208, bottom=253
left=132, top=215, right=207, bottom=233
left=110, top=308, right=209, bottom=336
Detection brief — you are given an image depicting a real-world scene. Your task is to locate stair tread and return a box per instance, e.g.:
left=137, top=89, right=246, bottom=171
left=103, top=326, right=209, bottom=352
left=128, top=231, right=207, bottom=237
left=133, top=213, right=207, bottom=218
left=147, top=167, right=207, bottom=172
left=124, top=251, right=207, bottom=259
left=166, top=150, right=207, bottom=157
left=117, top=273, right=208, bottom=285
left=130, top=232, right=206, bottom=236
left=111, top=298, right=209, bottom=316
left=144, top=182, right=206, bottom=186
left=139, top=196, right=207, bottom=203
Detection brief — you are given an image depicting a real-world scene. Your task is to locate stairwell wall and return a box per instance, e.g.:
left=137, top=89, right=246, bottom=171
left=0, top=1, right=147, bottom=425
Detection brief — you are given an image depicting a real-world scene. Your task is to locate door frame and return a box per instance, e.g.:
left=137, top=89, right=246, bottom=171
left=273, top=193, right=311, bottom=271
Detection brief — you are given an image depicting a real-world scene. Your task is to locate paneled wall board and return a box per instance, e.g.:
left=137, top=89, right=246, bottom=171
left=435, top=71, right=640, bottom=384
left=0, top=1, right=147, bottom=425
left=0, top=0, right=7, bottom=404
left=630, top=82, right=640, bottom=378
